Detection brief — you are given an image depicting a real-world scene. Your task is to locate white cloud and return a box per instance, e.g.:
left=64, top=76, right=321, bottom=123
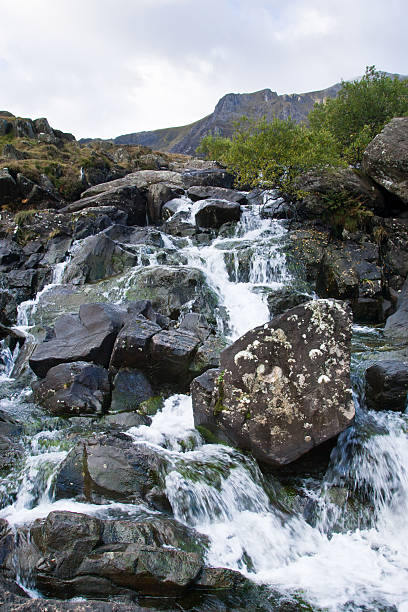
left=0, top=0, right=406, bottom=138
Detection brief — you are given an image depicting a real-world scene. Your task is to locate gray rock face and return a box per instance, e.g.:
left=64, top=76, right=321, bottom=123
left=384, top=276, right=408, bottom=337
left=29, top=303, right=127, bottom=377
left=109, top=316, right=162, bottom=371
left=195, top=199, right=241, bottom=229
left=0, top=169, right=19, bottom=205
left=365, top=360, right=408, bottom=412
left=32, top=361, right=111, bottom=416
left=146, top=182, right=184, bottom=224
left=62, top=233, right=138, bottom=284
left=182, top=169, right=234, bottom=189
left=363, top=117, right=408, bottom=206
left=110, top=368, right=153, bottom=412
left=192, top=299, right=354, bottom=466
left=63, top=185, right=147, bottom=226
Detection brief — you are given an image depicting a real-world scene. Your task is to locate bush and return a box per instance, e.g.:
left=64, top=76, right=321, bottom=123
left=309, top=66, right=408, bottom=164
left=197, top=116, right=343, bottom=198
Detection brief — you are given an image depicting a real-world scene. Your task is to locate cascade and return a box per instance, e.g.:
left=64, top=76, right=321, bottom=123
left=1, top=194, right=408, bottom=610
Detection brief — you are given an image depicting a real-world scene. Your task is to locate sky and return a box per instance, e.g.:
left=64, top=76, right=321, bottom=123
left=0, top=0, right=407, bottom=140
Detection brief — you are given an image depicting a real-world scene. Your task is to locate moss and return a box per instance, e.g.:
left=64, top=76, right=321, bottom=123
left=138, top=395, right=164, bottom=417
left=196, top=425, right=231, bottom=446
left=14, top=209, right=37, bottom=225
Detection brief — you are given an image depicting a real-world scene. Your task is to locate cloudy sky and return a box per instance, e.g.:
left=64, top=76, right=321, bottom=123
left=1, top=0, right=406, bottom=139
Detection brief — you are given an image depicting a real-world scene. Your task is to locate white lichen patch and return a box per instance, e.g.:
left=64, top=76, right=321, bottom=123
left=318, top=374, right=331, bottom=384
left=234, top=350, right=255, bottom=365
left=264, top=328, right=292, bottom=349
left=309, top=348, right=323, bottom=360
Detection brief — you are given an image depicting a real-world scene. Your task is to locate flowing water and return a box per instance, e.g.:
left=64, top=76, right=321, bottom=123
left=1, top=196, right=408, bottom=610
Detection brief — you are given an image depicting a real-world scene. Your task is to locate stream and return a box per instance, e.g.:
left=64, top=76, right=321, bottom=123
left=0, top=198, right=407, bottom=610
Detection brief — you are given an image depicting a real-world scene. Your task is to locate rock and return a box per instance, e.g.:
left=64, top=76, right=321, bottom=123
left=63, top=185, right=147, bottom=226
left=0, top=410, right=23, bottom=473
left=53, top=433, right=167, bottom=505
left=110, top=368, right=153, bottom=412
left=62, top=233, right=138, bottom=285
left=365, top=360, right=408, bottom=412
left=150, top=329, right=200, bottom=383
left=378, top=218, right=408, bottom=286
left=102, top=411, right=150, bottom=429
left=29, top=303, right=127, bottom=377
left=363, top=117, right=408, bottom=206
left=195, top=199, right=241, bottom=229
left=110, top=316, right=162, bottom=371
left=192, top=299, right=354, bottom=466
left=294, top=167, right=386, bottom=218
left=125, top=266, right=218, bottom=322
left=103, top=225, right=164, bottom=248
left=32, top=362, right=111, bottom=416
left=162, top=210, right=197, bottom=237
left=0, top=240, right=23, bottom=271
left=0, top=169, right=19, bottom=205
left=187, top=185, right=247, bottom=204
left=316, top=241, right=384, bottom=323
left=178, top=313, right=211, bottom=341
left=72, top=207, right=128, bottom=240
left=384, top=276, right=408, bottom=338
left=261, top=197, right=295, bottom=220
left=2, top=144, right=29, bottom=160
left=161, top=197, right=189, bottom=220
left=181, top=169, right=234, bottom=189
left=80, top=170, right=184, bottom=199
left=267, top=289, right=311, bottom=317
left=189, top=336, right=227, bottom=377
left=146, top=182, right=184, bottom=224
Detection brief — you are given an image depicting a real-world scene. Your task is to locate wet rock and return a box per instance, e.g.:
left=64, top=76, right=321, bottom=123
left=267, top=289, right=311, bottom=317
left=378, top=218, right=408, bottom=287
left=384, top=276, right=408, bottom=338
left=102, top=411, right=150, bottom=429
left=0, top=410, right=23, bottom=473
left=260, top=197, right=295, bottom=220
left=316, top=241, right=384, bottom=323
left=30, top=303, right=127, bottom=377
left=181, top=168, right=234, bottom=189
left=53, top=433, right=167, bottom=505
left=104, top=225, right=164, bottom=248
left=363, top=117, right=408, bottom=207
left=195, top=199, right=241, bottom=229
left=187, top=185, right=247, bottom=204
left=179, top=313, right=211, bottom=341
left=162, top=210, right=197, bottom=237
left=365, top=360, right=408, bottom=412
left=110, top=316, right=162, bottom=371
left=192, top=300, right=354, bottom=466
left=62, top=233, right=138, bottom=285
left=110, top=368, right=153, bottom=412
left=189, top=335, right=227, bottom=377
left=149, top=329, right=200, bottom=383
left=32, top=361, right=111, bottom=416
left=0, top=240, right=23, bottom=272
left=80, top=170, right=184, bottom=199
left=161, top=197, right=189, bottom=220
left=125, top=266, right=218, bottom=322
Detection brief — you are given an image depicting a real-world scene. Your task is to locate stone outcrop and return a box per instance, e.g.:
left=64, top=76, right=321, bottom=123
left=192, top=299, right=354, bottom=466
left=363, top=117, right=408, bottom=206
left=384, top=276, right=408, bottom=337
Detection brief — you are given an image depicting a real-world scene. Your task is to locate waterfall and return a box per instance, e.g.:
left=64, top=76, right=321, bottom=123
left=2, top=194, right=408, bottom=610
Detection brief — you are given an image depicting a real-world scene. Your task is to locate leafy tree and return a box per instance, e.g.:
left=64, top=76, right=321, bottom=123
left=309, top=66, right=408, bottom=163
left=197, top=116, right=343, bottom=197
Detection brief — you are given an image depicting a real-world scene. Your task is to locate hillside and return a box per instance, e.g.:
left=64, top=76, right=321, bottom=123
left=113, top=82, right=344, bottom=155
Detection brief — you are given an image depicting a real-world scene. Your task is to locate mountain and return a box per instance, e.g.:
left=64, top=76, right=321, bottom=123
left=113, top=82, right=344, bottom=155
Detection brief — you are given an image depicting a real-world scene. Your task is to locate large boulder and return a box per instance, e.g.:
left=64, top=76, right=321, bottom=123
left=365, top=360, right=408, bottom=412
left=29, top=303, right=127, bottom=377
left=384, top=276, right=408, bottom=338
left=195, top=199, right=241, bottom=229
left=62, top=186, right=147, bottom=226
left=146, top=182, right=184, bottom=224
left=294, top=167, right=386, bottom=218
left=110, top=368, right=153, bottom=412
left=192, top=299, right=354, bottom=466
left=181, top=169, right=234, bottom=189
left=109, top=315, right=162, bottom=371
left=363, top=117, right=408, bottom=206
left=0, top=169, right=19, bottom=205
left=62, top=233, right=138, bottom=285
left=32, top=362, right=111, bottom=416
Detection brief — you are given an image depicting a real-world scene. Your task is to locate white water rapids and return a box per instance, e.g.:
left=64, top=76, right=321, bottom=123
left=0, top=197, right=408, bottom=610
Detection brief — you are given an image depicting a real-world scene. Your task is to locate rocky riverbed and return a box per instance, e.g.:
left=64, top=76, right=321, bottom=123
left=0, top=118, right=407, bottom=610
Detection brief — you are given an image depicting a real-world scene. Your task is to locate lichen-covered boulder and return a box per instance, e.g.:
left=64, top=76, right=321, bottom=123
left=363, top=117, right=408, bottom=206
left=192, top=299, right=354, bottom=466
